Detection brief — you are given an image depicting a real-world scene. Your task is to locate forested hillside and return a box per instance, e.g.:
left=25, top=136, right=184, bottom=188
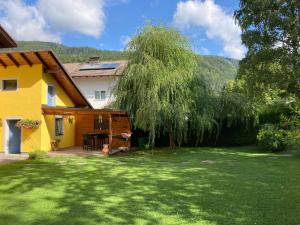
left=3, top=41, right=238, bottom=88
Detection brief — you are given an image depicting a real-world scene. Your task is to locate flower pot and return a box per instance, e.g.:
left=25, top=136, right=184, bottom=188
left=102, top=144, right=110, bottom=156
left=51, top=139, right=60, bottom=151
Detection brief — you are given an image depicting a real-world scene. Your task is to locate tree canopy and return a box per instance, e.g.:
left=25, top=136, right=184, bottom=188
left=235, top=0, right=300, bottom=97
left=114, top=24, right=251, bottom=148
left=115, top=24, right=198, bottom=147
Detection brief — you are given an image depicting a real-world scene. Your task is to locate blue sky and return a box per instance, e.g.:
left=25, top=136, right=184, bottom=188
left=0, top=0, right=245, bottom=59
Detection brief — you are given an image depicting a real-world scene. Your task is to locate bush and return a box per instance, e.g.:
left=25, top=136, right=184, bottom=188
left=294, top=134, right=300, bottom=149
left=28, top=150, right=48, bottom=160
left=257, top=124, right=289, bottom=152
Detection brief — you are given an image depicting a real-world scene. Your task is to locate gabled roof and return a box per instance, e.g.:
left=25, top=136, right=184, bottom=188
left=64, top=60, right=128, bottom=78
left=0, top=25, right=17, bottom=48
left=0, top=50, right=91, bottom=108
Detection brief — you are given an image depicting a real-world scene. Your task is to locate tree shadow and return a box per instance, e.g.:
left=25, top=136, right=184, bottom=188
left=0, top=147, right=299, bottom=225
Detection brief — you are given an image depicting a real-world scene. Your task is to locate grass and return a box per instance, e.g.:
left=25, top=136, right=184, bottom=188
left=0, top=146, right=299, bottom=225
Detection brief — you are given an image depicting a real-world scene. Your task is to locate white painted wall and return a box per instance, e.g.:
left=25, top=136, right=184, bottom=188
left=72, top=76, right=120, bottom=109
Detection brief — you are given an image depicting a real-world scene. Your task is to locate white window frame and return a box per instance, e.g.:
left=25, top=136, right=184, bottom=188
left=94, top=90, right=101, bottom=101
left=47, top=84, right=56, bottom=106
left=4, top=116, right=23, bottom=154
left=1, top=78, right=19, bottom=92
left=100, top=90, right=106, bottom=101
left=95, top=90, right=106, bottom=101
left=54, top=116, right=64, bottom=137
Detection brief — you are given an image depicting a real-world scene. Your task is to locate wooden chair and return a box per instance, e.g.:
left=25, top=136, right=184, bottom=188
left=96, top=133, right=109, bottom=151
left=83, top=134, right=93, bottom=151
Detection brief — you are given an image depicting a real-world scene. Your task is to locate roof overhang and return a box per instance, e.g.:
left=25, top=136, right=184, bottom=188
left=42, top=105, right=128, bottom=115
left=0, top=25, right=17, bottom=48
left=64, top=61, right=128, bottom=78
left=0, top=50, right=92, bottom=108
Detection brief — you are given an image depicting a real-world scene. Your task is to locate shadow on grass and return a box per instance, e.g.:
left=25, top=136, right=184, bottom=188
left=0, top=147, right=299, bottom=225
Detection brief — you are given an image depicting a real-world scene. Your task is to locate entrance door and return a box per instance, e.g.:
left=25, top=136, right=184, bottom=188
left=7, top=120, right=21, bottom=154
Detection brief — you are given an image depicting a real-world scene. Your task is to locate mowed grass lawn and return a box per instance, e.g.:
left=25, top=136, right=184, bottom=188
left=0, top=147, right=299, bottom=225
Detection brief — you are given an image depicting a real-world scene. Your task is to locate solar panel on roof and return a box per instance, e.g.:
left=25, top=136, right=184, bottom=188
left=80, top=63, right=119, bottom=71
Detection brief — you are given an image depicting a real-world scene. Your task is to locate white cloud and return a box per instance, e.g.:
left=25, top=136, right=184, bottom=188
left=200, top=47, right=210, bottom=55
left=120, top=35, right=131, bottom=49
left=173, top=0, right=246, bottom=59
left=0, top=0, right=108, bottom=42
left=37, top=0, right=105, bottom=38
left=0, top=0, right=60, bottom=42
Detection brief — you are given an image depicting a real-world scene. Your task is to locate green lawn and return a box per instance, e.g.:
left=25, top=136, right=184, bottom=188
left=0, top=147, right=299, bottom=225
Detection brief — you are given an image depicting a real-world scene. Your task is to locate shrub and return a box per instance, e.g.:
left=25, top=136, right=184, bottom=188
left=257, top=124, right=289, bottom=152
left=294, top=133, right=300, bottom=149
left=28, top=150, right=48, bottom=160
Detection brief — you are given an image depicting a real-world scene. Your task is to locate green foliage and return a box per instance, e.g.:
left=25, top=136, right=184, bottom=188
left=115, top=24, right=197, bottom=147
left=28, top=150, right=48, bottom=160
left=257, top=124, right=289, bottom=152
left=197, top=56, right=238, bottom=91
left=188, top=74, right=253, bottom=145
left=235, top=0, right=300, bottom=97
left=294, top=133, right=300, bottom=150
left=6, top=41, right=129, bottom=63
left=3, top=41, right=238, bottom=78
left=280, top=101, right=300, bottom=148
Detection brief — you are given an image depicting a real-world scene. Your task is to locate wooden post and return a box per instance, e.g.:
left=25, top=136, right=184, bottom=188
left=109, top=113, right=112, bottom=153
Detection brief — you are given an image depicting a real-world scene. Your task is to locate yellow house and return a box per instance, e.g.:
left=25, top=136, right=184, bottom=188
left=0, top=26, right=131, bottom=154
left=0, top=50, right=91, bottom=153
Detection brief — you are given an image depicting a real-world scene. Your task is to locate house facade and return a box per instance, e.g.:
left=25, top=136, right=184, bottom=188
left=0, top=50, right=91, bottom=153
left=64, top=61, right=127, bottom=109
left=0, top=27, right=131, bottom=154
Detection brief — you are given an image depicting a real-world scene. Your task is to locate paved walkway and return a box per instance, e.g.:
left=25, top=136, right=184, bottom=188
left=48, top=147, right=127, bottom=157
left=48, top=147, right=105, bottom=157
left=0, top=153, right=28, bottom=165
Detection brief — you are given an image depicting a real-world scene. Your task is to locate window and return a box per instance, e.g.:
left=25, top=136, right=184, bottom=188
left=95, top=91, right=100, bottom=100
left=47, top=85, right=56, bottom=106
left=95, top=91, right=106, bottom=101
left=2, top=80, right=17, bottom=91
left=55, top=117, right=64, bottom=136
left=101, top=91, right=106, bottom=100
left=94, top=115, right=109, bottom=130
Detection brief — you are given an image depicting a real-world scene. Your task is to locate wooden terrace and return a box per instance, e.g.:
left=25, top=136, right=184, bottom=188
left=42, top=106, right=132, bottom=154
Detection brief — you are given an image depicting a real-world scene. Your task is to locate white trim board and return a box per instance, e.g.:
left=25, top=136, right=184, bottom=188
left=4, top=117, right=22, bottom=154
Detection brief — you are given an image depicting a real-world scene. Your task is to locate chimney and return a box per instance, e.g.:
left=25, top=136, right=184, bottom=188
left=88, top=57, right=101, bottom=63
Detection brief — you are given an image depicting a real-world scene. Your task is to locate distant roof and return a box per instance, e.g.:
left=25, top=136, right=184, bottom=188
left=64, top=60, right=128, bottom=78
left=0, top=25, right=17, bottom=48
left=0, top=50, right=91, bottom=108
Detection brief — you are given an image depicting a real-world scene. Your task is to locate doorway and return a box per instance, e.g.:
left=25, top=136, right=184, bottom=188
left=6, top=119, right=21, bottom=154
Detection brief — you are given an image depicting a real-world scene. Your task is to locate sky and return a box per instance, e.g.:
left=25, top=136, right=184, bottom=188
left=0, top=0, right=246, bottom=59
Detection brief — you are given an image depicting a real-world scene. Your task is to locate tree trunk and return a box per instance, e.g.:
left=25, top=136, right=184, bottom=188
left=169, top=127, right=176, bottom=149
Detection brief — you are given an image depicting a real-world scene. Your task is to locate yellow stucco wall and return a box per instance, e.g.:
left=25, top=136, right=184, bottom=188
left=41, top=115, right=76, bottom=151
left=0, top=66, right=77, bottom=153
left=0, top=65, right=43, bottom=152
left=40, top=73, right=76, bottom=151
left=41, top=73, right=75, bottom=107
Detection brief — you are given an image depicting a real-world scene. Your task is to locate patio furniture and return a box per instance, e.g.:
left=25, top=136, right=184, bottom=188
left=96, top=133, right=109, bottom=150
left=83, top=132, right=109, bottom=151
left=83, top=134, right=93, bottom=151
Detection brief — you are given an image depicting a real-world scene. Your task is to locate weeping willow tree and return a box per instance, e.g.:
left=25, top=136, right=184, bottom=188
left=114, top=24, right=197, bottom=148
left=188, top=74, right=253, bottom=145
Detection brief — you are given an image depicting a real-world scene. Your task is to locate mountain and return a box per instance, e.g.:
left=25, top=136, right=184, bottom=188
left=198, top=55, right=239, bottom=90
left=3, top=41, right=238, bottom=88
left=9, top=41, right=129, bottom=62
